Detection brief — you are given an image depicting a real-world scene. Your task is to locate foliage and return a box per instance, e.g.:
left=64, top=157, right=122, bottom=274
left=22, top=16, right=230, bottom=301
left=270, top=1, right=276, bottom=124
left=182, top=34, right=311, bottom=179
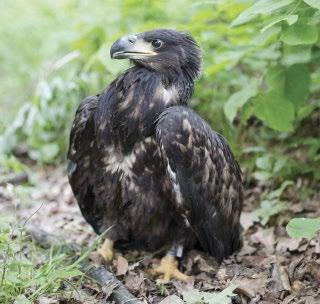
left=0, top=216, right=84, bottom=303
left=255, top=180, right=293, bottom=225
left=286, top=217, right=320, bottom=239
left=183, top=285, right=237, bottom=304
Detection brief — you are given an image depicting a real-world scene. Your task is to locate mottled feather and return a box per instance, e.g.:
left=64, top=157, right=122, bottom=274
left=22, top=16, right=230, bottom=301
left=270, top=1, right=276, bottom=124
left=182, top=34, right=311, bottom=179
left=67, top=29, right=243, bottom=262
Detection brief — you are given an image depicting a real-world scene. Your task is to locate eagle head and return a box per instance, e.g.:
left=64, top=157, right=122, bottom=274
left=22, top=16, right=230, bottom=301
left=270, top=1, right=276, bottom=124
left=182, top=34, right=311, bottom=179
left=110, top=29, right=202, bottom=81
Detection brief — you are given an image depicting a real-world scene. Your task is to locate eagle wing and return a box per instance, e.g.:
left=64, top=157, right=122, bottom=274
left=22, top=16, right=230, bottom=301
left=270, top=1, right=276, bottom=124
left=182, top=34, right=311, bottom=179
left=156, top=106, right=243, bottom=262
left=67, top=95, right=121, bottom=234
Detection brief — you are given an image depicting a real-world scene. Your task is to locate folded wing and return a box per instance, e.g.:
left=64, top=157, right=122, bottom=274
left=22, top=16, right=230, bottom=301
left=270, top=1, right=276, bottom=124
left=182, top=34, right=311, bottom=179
left=156, top=106, right=243, bottom=262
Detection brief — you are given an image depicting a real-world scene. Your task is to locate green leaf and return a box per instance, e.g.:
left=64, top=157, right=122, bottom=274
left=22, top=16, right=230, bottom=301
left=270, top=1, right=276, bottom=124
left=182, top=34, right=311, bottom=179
left=183, top=285, right=237, bottom=304
left=282, top=45, right=312, bottom=65
left=261, top=14, right=298, bottom=33
left=253, top=25, right=282, bottom=46
left=253, top=91, right=295, bottom=132
left=253, top=171, right=272, bottom=181
left=297, top=104, right=317, bottom=120
left=224, top=81, right=259, bottom=123
left=273, top=156, right=288, bottom=173
left=281, top=23, right=318, bottom=45
left=267, top=180, right=293, bottom=199
left=256, top=200, right=287, bottom=225
left=284, top=64, right=310, bottom=109
left=49, top=269, right=82, bottom=280
left=231, top=0, right=295, bottom=26
left=266, top=66, right=286, bottom=91
left=303, top=0, right=320, bottom=10
left=256, top=155, right=272, bottom=171
left=31, top=143, right=59, bottom=163
left=287, top=217, right=320, bottom=239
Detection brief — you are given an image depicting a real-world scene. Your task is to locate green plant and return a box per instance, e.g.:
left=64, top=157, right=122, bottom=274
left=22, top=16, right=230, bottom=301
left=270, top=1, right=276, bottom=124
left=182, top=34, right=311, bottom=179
left=0, top=218, right=84, bottom=303
left=286, top=217, right=320, bottom=239
left=255, top=180, right=293, bottom=225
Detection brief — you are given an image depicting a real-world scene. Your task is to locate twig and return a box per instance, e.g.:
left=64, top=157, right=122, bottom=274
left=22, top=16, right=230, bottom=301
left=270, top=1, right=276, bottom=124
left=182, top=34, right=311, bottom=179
left=25, top=225, right=143, bottom=304
left=0, top=172, right=29, bottom=186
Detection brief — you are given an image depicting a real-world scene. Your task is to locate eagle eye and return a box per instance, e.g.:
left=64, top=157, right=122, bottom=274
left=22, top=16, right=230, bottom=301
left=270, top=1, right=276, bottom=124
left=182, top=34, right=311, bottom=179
left=151, top=39, right=163, bottom=49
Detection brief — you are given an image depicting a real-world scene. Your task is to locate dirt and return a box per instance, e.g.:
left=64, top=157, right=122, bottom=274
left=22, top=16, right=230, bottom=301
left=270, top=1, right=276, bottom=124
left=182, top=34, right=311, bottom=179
left=1, top=167, right=319, bottom=303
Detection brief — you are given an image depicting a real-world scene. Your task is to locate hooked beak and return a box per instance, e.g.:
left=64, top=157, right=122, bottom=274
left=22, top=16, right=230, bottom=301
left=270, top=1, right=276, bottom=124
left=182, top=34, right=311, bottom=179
left=110, top=34, right=157, bottom=59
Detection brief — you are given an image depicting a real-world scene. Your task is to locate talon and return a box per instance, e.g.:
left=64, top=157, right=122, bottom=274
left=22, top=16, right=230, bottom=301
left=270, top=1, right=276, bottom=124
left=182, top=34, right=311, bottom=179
left=153, top=256, right=191, bottom=283
left=97, top=238, right=114, bottom=263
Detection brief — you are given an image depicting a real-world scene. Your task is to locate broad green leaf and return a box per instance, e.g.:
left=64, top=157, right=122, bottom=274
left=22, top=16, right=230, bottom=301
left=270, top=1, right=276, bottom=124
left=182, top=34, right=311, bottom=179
left=261, top=14, right=298, bottom=33
left=253, top=25, right=281, bottom=46
left=40, top=143, right=59, bottom=162
left=267, top=180, right=293, bottom=199
left=284, top=64, right=310, bottom=109
left=281, top=23, right=318, bottom=45
left=231, top=0, right=294, bottom=26
left=183, top=285, right=237, bottom=304
left=256, top=200, right=287, bottom=225
left=297, top=104, right=317, bottom=120
left=273, top=156, right=288, bottom=173
left=253, top=171, right=272, bottom=181
left=256, top=155, right=272, bottom=171
left=287, top=217, right=320, bottom=239
left=266, top=66, right=286, bottom=90
left=282, top=45, right=312, bottom=65
left=224, top=81, right=259, bottom=123
left=253, top=91, right=295, bottom=132
left=303, top=0, right=320, bottom=10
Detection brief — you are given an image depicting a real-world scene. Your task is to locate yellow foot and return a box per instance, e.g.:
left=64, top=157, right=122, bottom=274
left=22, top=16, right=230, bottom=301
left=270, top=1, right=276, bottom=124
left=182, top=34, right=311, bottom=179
left=97, top=238, right=114, bottom=263
left=153, top=256, right=191, bottom=283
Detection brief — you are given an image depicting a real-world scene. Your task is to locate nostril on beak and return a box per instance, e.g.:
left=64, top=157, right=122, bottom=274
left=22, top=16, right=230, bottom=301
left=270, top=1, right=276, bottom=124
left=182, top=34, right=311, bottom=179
left=127, top=35, right=137, bottom=44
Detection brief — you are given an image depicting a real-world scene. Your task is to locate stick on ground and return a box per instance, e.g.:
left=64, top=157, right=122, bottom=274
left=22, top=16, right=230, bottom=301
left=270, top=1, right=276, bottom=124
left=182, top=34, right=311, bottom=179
left=25, top=225, right=143, bottom=304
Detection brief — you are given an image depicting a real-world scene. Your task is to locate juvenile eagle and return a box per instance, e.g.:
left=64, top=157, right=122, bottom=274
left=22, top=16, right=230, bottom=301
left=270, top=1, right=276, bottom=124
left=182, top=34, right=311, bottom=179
left=67, top=29, right=243, bottom=281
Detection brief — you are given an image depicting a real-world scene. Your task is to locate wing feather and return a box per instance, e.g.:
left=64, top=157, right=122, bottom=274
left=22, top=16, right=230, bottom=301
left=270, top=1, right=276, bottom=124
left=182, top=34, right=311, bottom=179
left=156, top=106, right=243, bottom=262
left=67, top=95, right=122, bottom=234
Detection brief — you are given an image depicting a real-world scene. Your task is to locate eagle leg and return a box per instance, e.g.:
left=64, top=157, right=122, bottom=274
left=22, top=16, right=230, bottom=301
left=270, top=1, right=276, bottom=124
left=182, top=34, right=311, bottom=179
left=153, top=256, right=191, bottom=283
left=97, top=238, right=114, bottom=263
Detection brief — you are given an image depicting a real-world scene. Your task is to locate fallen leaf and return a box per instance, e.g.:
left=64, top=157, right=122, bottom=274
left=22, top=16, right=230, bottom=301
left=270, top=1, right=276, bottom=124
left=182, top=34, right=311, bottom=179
left=276, top=237, right=302, bottom=253
left=183, top=285, right=237, bottom=304
left=116, top=255, right=129, bottom=276
left=233, top=275, right=268, bottom=298
left=124, top=273, right=144, bottom=292
left=90, top=251, right=105, bottom=266
left=237, top=239, right=257, bottom=256
left=270, top=260, right=291, bottom=293
left=310, top=238, right=320, bottom=254
left=250, top=228, right=275, bottom=254
left=241, top=211, right=259, bottom=230
left=159, top=295, right=184, bottom=304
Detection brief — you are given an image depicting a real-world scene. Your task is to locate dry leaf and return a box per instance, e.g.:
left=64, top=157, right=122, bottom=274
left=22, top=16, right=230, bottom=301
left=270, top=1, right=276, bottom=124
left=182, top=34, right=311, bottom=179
left=270, top=261, right=291, bottom=292
left=116, top=255, right=129, bottom=276
left=241, top=212, right=259, bottom=231
left=233, top=275, right=268, bottom=298
left=159, top=295, right=184, bottom=304
left=276, top=237, right=302, bottom=253
left=250, top=228, right=275, bottom=254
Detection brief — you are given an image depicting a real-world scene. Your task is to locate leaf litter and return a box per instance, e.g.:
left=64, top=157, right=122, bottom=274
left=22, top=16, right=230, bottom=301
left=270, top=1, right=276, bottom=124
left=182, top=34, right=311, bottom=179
left=1, top=166, right=320, bottom=303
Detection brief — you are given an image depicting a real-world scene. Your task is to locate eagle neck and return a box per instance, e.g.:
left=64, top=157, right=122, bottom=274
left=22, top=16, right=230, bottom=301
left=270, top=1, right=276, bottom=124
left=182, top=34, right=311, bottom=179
left=161, top=71, right=195, bottom=105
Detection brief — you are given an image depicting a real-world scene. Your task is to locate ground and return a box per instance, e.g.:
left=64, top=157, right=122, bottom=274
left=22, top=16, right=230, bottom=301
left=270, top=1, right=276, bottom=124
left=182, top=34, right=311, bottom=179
left=0, top=166, right=319, bottom=303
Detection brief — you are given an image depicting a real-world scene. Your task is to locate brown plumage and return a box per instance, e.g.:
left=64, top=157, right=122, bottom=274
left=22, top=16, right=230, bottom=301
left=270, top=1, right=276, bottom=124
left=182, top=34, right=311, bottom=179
left=67, top=29, right=243, bottom=271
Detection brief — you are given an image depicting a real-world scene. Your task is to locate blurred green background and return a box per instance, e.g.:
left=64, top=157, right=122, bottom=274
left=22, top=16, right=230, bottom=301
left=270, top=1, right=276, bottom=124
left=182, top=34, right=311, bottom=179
left=0, top=0, right=319, bottom=203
